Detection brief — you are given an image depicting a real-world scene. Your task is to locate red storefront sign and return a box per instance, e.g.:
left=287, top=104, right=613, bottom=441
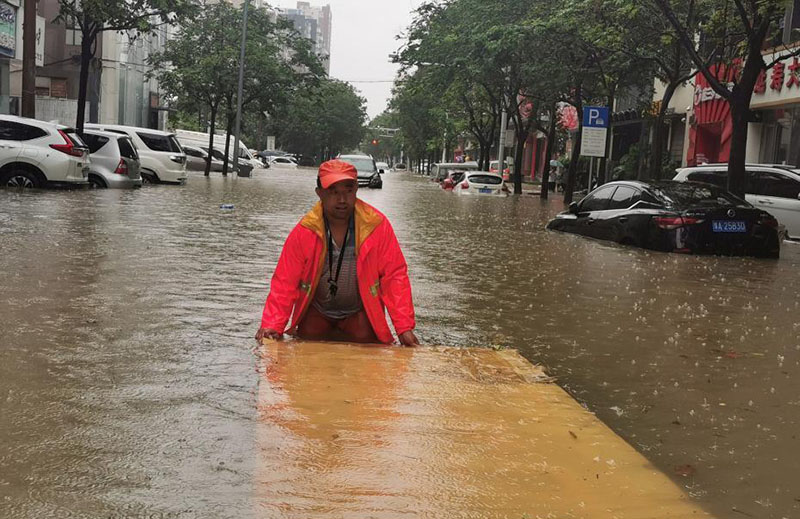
left=688, top=64, right=735, bottom=166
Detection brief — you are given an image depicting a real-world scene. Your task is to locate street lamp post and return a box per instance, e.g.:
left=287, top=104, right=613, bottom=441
left=497, top=100, right=508, bottom=175
left=232, top=0, right=249, bottom=176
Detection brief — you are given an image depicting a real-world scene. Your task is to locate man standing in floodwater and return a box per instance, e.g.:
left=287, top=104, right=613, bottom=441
left=256, top=159, right=419, bottom=346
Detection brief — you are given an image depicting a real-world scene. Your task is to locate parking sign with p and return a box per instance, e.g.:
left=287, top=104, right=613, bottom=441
left=580, top=106, right=609, bottom=157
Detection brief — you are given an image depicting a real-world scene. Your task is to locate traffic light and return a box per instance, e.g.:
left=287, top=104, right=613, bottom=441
left=372, top=139, right=379, bottom=145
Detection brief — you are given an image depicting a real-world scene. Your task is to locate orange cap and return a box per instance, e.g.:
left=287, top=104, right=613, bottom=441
left=318, top=160, right=358, bottom=189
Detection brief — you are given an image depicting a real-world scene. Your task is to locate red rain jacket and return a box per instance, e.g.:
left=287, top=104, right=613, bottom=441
left=260, top=199, right=415, bottom=344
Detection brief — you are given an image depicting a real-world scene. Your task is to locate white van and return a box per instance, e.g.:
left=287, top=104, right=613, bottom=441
left=673, top=164, right=800, bottom=239
left=174, top=129, right=262, bottom=170
left=85, top=124, right=187, bottom=184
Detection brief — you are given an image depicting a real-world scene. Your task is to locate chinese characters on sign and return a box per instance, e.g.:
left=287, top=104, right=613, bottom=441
left=770, top=62, right=784, bottom=92
left=754, top=70, right=766, bottom=94
left=787, top=58, right=800, bottom=89
left=751, top=56, right=800, bottom=96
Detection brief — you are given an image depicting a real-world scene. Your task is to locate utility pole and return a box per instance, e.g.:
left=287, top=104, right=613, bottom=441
left=497, top=101, right=508, bottom=175
left=21, top=0, right=36, bottom=117
left=232, top=0, right=249, bottom=175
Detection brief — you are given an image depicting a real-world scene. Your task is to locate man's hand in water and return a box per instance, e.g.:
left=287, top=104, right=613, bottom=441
left=255, top=328, right=282, bottom=342
left=398, top=330, right=419, bottom=347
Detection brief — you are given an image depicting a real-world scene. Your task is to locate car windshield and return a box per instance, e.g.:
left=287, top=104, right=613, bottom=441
left=651, top=183, right=746, bottom=208
left=340, top=157, right=375, bottom=172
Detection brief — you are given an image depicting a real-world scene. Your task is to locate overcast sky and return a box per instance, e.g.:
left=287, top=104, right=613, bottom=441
left=274, top=0, right=424, bottom=121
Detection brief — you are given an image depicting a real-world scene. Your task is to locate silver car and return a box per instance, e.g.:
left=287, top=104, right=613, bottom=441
left=184, top=144, right=223, bottom=172
left=80, top=129, right=142, bottom=189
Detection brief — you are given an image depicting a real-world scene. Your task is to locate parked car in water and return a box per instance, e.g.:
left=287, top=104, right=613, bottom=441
left=79, top=129, right=141, bottom=189
left=293, top=154, right=316, bottom=167
left=269, top=156, right=298, bottom=168
left=432, top=162, right=478, bottom=183
left=337, top=154, right=383, bottom=188
left=489, top=160, right=511, bottom=180
left=441, top=169, right=469, bottom=190
left=258, top=150, right=290, bottom=161
left=395, top=163, right=407, bottom=171
left=175, top=129, right=261, bottom=172
left=547, top=180, right=781, bottom=258
left=376, top=161, right=390, bottom=173
left=183, top=145, right=223, bottom=172
left=201, top=146, right=255, bottom=175
left=453, top=171, right=508, bottom=195
left=673, top=164, right=800, bottom=240
left=85, top=124, right=187, bottom=184
left=0, top=115, right=90, bottom=188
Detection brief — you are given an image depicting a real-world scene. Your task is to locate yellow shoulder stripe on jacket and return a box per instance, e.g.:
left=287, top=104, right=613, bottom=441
left=299, top=202, right=325, bottom=238
left=354, top=199, right=384, bottom=254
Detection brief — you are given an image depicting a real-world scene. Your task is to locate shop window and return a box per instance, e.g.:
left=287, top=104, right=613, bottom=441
left=758, top=107, right=799, bottom=165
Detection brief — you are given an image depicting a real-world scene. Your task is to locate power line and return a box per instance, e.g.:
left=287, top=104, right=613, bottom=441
left=339, top=79, right=397, bottom=84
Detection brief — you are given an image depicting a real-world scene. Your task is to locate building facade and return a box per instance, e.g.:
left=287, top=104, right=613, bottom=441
left=280, top=1, right=331, bottom=74
left=654, top=0, right=800, bottom=168
left=0, top=0, right=168, bottom=129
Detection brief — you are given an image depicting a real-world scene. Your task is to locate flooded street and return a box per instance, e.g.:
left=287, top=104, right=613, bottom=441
left=2, top=168, right=800, bottom=518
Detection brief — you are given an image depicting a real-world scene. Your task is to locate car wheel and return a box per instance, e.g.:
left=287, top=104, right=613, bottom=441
left=88, top=176, right=107, bottom=189
left=3, top=169, right=41, bottom=189
left=141, top=171, right=159, bottom=184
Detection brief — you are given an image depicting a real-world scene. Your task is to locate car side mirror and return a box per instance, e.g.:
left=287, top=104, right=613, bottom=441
left=569, top=202, right=579, bottom=214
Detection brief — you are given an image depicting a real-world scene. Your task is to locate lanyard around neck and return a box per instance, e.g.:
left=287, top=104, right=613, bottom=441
left=325, top=217, right=351, bottom=298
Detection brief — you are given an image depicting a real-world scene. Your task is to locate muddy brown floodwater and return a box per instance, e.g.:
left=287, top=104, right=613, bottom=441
left=1, top=168, right=799, bottom=518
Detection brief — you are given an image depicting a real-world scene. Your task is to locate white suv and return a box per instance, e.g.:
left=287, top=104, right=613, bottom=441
left=673, top=164, right=800, bottom=239
left=85, top=124, right=187, bottom=184
left=0, top=115, right=90, bottom=188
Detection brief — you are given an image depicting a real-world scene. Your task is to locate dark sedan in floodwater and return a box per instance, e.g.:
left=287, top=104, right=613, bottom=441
left=547, top=181, right=781, bottom=258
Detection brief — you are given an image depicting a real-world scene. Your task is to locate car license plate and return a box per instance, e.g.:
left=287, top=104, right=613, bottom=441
left=479, top=187, right=493, bottom=194
left=712, top=220, right=746, bottom=233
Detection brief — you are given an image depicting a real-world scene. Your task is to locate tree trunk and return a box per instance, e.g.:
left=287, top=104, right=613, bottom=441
left=728, top=98, right=749, bottom=198
left=76, top=30, right=95, bottom=133
left=564, top=85, right=583, bottom=205
left=513, top=129, right=527, bottom=195
left=726, top=39, right=765, bottom=198
left=540, top=105, right=558, bottom=200
left=636, top=119, right=650, bottom=180
left=222, top=117, right=233, bottom=176
left=477, top=139, right=489, bottom=170
left=650, top=82, right=678, bottom=180
left=205, top=103, right=218, bottom=176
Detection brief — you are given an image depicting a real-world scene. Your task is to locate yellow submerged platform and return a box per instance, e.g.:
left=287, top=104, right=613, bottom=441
left=256, top=341, right=709, bottom=518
